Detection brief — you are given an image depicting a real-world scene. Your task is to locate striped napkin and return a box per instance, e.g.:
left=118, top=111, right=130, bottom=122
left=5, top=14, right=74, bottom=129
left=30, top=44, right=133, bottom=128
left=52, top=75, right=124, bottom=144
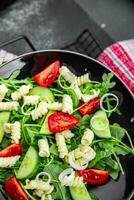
left=0, top=41, right=134, bottom=95
left=98, top=39, right=134, bottom=95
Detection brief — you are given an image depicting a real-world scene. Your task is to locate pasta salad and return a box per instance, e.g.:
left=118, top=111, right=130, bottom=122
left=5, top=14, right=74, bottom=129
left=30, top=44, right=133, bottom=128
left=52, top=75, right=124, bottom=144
left=0, top=60, right=133, bottom=200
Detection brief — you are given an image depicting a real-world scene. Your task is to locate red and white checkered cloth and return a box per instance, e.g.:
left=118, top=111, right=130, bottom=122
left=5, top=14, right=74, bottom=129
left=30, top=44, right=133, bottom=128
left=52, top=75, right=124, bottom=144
left=0, top=40, right=134, bottom=95
left=98, top=39, right=134, bottom=95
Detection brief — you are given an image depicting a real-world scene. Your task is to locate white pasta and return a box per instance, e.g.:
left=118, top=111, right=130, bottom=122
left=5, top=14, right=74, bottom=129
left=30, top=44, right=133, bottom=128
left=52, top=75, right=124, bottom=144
left=23, top=95, right=40, bottom=106
left=38, top=138, right=50, bottom=157
left=81, top=128, right=94, bottom=146
left=11, top=84, right=32, bottom=101
left=61, top=130, right=74, bottom=140
left=55, top=133, right=68, bottom=159
left=59, top=168, right=83, bottom=187
left=47, top=102, right=63, bottom=111
left=0, top=84, right=8, bottom=102
left=62, top=94, right=73, bottom=114
left=75, top=73, right=90, bottom=86
left=81, top=89, right=100, bottom=103
left=32, top=102, right=48, bottom=120
left=4, top=121, right=21, bottom=144
left=34, top=190, right=52, bottom=200
left=0, top=102, right=19, bottom=111
left=72, top=84, right=82, bottom=100
left=68, top=145, right=96, bottom=170
left=0, top=156, right=20, bottom=168
left=25, top=179, right=53, bottom=192
left=60, top=66, right=76, bottom=84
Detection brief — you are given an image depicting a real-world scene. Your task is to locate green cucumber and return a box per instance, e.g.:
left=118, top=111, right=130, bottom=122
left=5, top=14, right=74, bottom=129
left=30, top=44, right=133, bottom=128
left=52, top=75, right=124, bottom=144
left=17, top=146, right=39, bottom=179
left=0, top=112, right=10, bottom=142
left=40, top=110, right=54, bottom=135
left=90, top=110, right=111, bottom=138
left=69, top=183, right=92, bottom=200
left=29, top=86, right=54, bottom=103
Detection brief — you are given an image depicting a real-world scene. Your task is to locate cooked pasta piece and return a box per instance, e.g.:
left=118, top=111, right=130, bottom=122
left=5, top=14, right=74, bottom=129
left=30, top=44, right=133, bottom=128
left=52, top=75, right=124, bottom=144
left=38, top=138, right=50, bottom=157
left=81, top=89, right=100, bottom=103
left=55, top=133, right=68, bottom=159
left=0, top=156, right=20, bottom=168
left=61, top=130, right=74, bottom=140
left=72, top=84, right=82, bottom=100
left=62, top=94, right=73, bottom=114
left=11, top=84, right=32, bottom=101
left=4, top=121, right=21, bottom=144
left=68, top=145, right=96, bottom=170
left=23, top=95, right=40, bottom=106
left=59, top=168, right=83, bottom=187
left=0, top=102, right=19, bottom=111
left=33, top=190, right=52, bottom=200
left=32, top=102, right=48, bottom=120
left=25, top=179, right=53, bottom=192
left=60, top=66, right=76, bottom=84
left=0, top=84, right=8, bottom=102
left=75, top=73, right=90, bottom=86
left=47, top=102, right=63, bottom=111
left=81, top=128, right=94, bottom=146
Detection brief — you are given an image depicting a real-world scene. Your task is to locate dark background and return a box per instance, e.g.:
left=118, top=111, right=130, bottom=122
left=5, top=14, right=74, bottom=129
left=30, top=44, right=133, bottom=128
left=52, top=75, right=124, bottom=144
left=0, top=0, right=134, bottom=54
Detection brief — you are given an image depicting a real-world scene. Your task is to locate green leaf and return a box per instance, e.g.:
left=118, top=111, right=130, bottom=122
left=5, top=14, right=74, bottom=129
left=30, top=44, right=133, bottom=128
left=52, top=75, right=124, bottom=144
left=89, top=192, right=99, bottom=200
left=130, top=117, right=134, bottom=123
left=9, top=70, right=20, bottom=80
left=110, top=123, right=125, bottom=140
left=100, top=72, right=116, bottom=95
left=50, top=144, right=58, bottom=156
left=109, top=169, right=119, bottom=180
left=78, top=115, right=92, bottom=129
left=44, top=164, right=70, bottom=200
left=114, top=146, right=130, bottom=156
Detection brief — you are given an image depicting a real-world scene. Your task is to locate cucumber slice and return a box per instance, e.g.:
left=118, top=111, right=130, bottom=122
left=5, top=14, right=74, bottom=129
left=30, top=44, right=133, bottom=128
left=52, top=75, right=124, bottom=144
left=69, top=183, right=91, bottom=200
left=90, top=110, right=111, bottom=138
left=40, top=110, right=54, bottom=135
left=29, top=86, right=54, bottom=103
left=0, top=112, right=10, bottom=142
left=17, top=146, right=39, bottom=179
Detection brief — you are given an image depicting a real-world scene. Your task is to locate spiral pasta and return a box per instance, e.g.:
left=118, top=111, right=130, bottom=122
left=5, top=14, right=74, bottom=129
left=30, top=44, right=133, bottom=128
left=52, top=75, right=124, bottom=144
left=0, top=102, right=19, bottom=111
left=62, top=94, right=73, bottom=114
left=38, top=138, right=50, bottom=157
left=11, top=84, right=32, bottom=101
left=68, top=145, right=96, bottom=170
left=25, top=179, right=53, bottom=192
left=60, top=66, right=76, bottom=84
left=59, top=168, right=83, bottom=187
left=0, top=155, right=20, bottom=168
left=61, top=130, right=74, bottom=140
left=55, top=133, right=68, bottom=159
left=81, top=89, right=100, bottom=103
left=81, top=128, right=94, bottom=146
left=32, top=102, right=48, bottom=120
left=23, top=95, right=40, bottom=106
left=47, top=102, right=63, bottom=111
left=0, top=84, right=8, bottom=102
left=4, top=121, right=21, bottom=144
left=75, top=73, right=90, bottom=86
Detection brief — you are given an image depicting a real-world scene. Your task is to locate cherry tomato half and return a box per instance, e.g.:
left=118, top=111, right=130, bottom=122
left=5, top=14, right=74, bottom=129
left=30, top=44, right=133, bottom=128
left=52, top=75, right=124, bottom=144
left=48, top=112, right=79, bottom=132
left=0, top=143, right=22, bottom=157
left=77, top=168, right=109, bottom=185
left=33, top=60, right=60, bottom=87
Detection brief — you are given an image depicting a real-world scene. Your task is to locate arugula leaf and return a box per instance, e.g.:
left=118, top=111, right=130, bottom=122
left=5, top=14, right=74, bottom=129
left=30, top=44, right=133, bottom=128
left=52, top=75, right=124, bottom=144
left=89, top=192, right=99, bottom=200
left=100, top=72, right=116, bottom=95
left=114, top=146, right=130, bottom=156
left=131, top=117, right=134, bottom=123
left=110, top=123, right=125, bottom=140
left=45, top=164, right=70, bottom=200
left=9, top=70, right=20, bottom=80
left=78, top=115, right=92, bottom=130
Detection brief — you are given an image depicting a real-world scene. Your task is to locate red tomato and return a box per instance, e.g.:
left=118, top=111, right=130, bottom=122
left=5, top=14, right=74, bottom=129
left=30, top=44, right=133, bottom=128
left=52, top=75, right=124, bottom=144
left=77, top=168, right=109, bottom=185
left=33, top=60, right=60, bottom=87
left=48, top=112, right=79, bottom=132
left=4, top=176, right=29, bottom=200
left=0, top=143, right=22, bottom=157
left=79, top=97, right=100, bottom=115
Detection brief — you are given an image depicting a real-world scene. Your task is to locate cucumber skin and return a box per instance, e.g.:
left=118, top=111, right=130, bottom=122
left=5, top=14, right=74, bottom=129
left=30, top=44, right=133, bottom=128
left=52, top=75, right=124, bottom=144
left=29, top=86, right=54, bottom=103
left=69, top=184, right=91, bottom=200
left=40, top=110, right=54, bottom=135
left=17, top=146, right=39, bottom=180
left=0, top=112, right=10, bottom=142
